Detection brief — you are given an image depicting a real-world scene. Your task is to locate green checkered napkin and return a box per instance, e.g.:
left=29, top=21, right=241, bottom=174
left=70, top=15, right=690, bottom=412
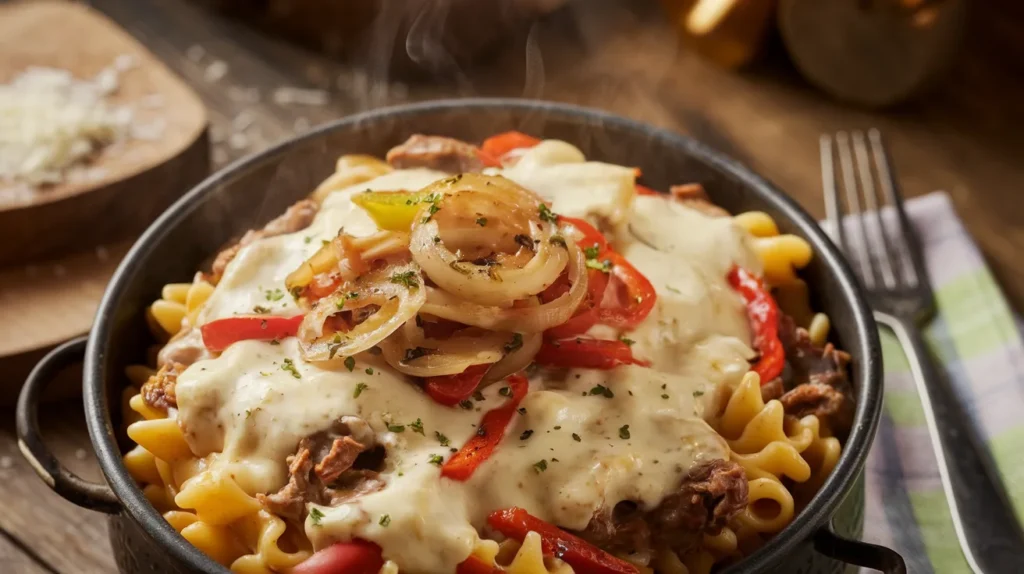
left=854, top=193, right=1024, bottom=573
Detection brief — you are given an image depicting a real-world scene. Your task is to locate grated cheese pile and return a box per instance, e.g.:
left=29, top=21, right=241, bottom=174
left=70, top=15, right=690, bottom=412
left=0, top=60, right=134, bottom=186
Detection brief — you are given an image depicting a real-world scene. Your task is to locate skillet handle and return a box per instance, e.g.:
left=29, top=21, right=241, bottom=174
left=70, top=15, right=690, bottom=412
left=16, top=336, right=121, bottom=514
left=813, top=527, right=906, bottom=574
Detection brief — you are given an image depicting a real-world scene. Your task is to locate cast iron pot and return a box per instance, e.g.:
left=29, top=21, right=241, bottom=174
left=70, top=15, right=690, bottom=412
left=17, top=99, right=904, bottom=574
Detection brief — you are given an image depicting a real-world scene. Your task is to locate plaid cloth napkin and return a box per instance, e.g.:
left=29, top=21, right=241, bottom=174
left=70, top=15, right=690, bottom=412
left=847, top=192, right=1024, bottom=573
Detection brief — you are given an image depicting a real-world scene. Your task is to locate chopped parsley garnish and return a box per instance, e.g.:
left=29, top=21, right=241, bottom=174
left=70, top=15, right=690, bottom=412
left=435, top=431, right=450, bottom=446
left=265, top=288, right=285, bottom=301
left=693, top=390, right=705, bottom=397
left=515, top=234, right=534, bottom=250
left=618, top=425, right=631, bottom=440
left=428, top=454, right=444, bottom=466
left=379, top=514, right=391, bottom=527
left=422, top=202, right=441, bottom=223
left=498, top=386, right=512, bottom=397
left=281, top=358, right=301, bottom=379
left=504, top=333, right=524, bottom=354
left=476, top=217, right=487, bottom=226
left=588, top=385, right=614, bottom=398
left=409, top=418, right=425, bottom=435
left=619, top=336, right=635, bottom=346
left=538, top=203, right=558, bottom=224
left=583, top=244, right=601, bottom=259
left=533, top=460, right=548, bottom=473
left=661, top=394, right=670, bottom=399
left=353, top=383, right=368, bottom=398
left=328, top=335, right=344, bottom=360
left=404, top=347, right=432, bottom=362
left=549, top=235, right=567, bottom=248
left=572, top=433, right=582, bottom=442
left=304, top=236, right=313, bottom=244
left=390, top=271, right=420, bottom=289
left=666, top=285, right=682, bottom=294
left=365, top=367, right=374, bottom=375
left=309, top=508, right=324, bottom=525
left=553, top=426, right=561, bottom=430
left=344, top=356, right=356, bottom=372
left=347, top=291, right=360, bottom=300
left=388, top=424, right=406, bottom=433
left=585, top=258, right=613, bottom=273
left=458, top=400, right=473, bottom=410
left=520, top=430, right=534, bottom=440
left=253, top=305, right=271, bottom=314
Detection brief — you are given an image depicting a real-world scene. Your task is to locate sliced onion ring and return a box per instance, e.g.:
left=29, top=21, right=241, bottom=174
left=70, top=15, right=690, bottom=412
left=298, top=262, right=425, bottom=362
left=378, top=320, right=508, bottom=377
left=420, top=239, right=587, bottom=333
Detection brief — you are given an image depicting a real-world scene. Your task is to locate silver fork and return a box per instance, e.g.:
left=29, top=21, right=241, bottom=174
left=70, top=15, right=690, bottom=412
left=821, top=129, right=1024, bottom=573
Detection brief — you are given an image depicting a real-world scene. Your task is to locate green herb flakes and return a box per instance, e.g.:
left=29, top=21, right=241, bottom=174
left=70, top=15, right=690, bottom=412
left=572, top=433, right=582, bottom=442
left=533, top=460, right=548, bottom=473
left=520, top=430, right=534, bottom=440
left=390, top=271, right=420, bottom=290
left=281, top=358, right=301, bottom=379
left=410, top=418, right=425, bottom=435
left=353, top=383, right=368, bottom=398
left=428, top=454, right=444, bottom=466
left=538, top=203, right=558, bottom=224
left=588, top=385, right=614, bottom=398
left=344, top=356, right=356, bottom=372
left=618, top=425, right=631, bottom=440
left=379, top=514, right=391, bottom=527
left=504, top=333, right=524, bottom=354
left=435, top=431, right=450, bottom=446
left=309, top=508, right=324, bottom=526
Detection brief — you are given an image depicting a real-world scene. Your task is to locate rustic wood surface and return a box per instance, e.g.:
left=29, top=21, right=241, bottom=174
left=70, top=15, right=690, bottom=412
left=1, top=0, right=1021, bottom=571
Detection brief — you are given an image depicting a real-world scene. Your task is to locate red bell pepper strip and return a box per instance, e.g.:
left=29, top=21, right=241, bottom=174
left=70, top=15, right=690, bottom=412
left=457, top=555, right=504, bottom=574
left=635, top=184, right=659, bottom=196
left=597, top=251, right=657, bottom=329
left=535, top=338, right=647, bottom=370
left=291, top=540, right=385, bottom=574
left=487, top=508, right=639, bottom=574
left=557, top=216, right=609, bottom=253
left=481, top=131, right=542, bottom=158
left=442, top=374, right=529, bottom=481
left=200, top=315, right=304, bottom=352
left=424, top=364, right=491, bottom=407
left=727, top=266, right=785, bottom=384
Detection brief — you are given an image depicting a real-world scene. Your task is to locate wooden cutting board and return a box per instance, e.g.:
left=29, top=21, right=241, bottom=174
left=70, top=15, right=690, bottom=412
left=0, top=0, right=209, bottom=399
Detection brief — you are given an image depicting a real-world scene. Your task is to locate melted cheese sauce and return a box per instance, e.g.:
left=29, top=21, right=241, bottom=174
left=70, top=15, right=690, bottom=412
left=175, top=142, right=760, bottom=573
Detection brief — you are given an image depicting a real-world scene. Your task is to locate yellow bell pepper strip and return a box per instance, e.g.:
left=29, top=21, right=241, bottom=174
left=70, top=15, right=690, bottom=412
left=351, top=190, right=441, bottom=231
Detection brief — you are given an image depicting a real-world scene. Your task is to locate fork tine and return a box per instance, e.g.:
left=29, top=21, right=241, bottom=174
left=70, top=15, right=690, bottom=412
left=835, top=131, right=878, bottom=289
left=868, top=129, right=924, bottom=289
left=819, top=134, right=846, bottom=251
left=852, top=131, right=898, bottom=289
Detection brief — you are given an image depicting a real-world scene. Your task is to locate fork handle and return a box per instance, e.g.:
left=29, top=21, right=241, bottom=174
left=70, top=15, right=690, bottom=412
left=877, top=312, right=1024, bottom=573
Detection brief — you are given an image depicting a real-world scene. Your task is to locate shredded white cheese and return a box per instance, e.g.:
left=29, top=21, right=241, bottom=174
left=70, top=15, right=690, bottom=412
left=0, top=62, right=134, bottom=186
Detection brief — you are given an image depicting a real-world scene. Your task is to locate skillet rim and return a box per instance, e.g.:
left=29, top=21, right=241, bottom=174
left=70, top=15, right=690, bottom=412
left=84, top=98, right=883, bottom=574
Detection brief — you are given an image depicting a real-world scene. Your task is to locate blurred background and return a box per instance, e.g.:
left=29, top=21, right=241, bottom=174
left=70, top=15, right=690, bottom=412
left=0, top=0, right=1022, bottom=572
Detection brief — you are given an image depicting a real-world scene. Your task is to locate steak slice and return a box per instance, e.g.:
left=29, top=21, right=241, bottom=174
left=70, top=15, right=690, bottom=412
left=141, top=361, right=185, bottom=410
left=777, top=314, right=855, bottom=437
left=578, top=459, right=748, bottom=556
left=257, top=417, right=384, bottom=522
left=385, top=134, right=485, bottom=173
left=210, top=199, right=319, bottom=284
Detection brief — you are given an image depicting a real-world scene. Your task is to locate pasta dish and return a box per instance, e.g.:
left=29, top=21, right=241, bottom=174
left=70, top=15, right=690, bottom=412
left=122, top=132, right=854, bottom=574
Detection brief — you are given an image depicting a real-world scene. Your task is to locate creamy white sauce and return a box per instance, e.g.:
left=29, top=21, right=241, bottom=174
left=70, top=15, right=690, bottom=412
left=174, top=144, right=761, bottom=573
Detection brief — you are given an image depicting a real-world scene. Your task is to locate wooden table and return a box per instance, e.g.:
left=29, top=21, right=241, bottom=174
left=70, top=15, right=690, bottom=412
left=2, top=0, right=1022, bottom=571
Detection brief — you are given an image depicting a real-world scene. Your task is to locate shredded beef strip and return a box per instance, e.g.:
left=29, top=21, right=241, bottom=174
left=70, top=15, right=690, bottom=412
left=577, top=459, right=748, bottom=557
left=141, top=361, right=185, bottom=410
left=385, top=134, right=486, bottom=173
left=669, top=183, right=730, bottom=218
left=775, top=314, right=856, bottom=437
left=210, top=198, right=319, bottom=284
left=258, top=417, right=384, bottom=522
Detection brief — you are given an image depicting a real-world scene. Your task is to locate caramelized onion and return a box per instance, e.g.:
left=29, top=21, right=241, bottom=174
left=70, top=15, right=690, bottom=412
left=298, top=263, right=425, bottom=362
left=379, top=320, right=508, bottom=377
left=420, top=239, right=587, bottom=333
